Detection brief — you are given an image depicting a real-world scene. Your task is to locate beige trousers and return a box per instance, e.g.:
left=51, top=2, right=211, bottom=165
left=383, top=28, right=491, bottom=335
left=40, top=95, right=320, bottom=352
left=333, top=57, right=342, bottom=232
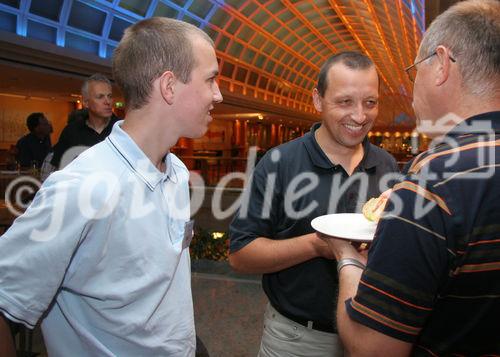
left=257, top=303, right=344, bottom=357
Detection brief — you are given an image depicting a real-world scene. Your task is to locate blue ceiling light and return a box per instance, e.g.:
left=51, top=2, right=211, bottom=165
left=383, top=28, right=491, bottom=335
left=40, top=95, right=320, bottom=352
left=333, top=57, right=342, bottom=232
left=0, top=0, right=226, bottom=58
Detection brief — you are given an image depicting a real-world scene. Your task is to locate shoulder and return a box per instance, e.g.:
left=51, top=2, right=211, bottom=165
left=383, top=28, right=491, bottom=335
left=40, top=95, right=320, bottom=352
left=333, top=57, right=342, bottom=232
left=64, top=140, right=125, bottom=174
left=16, top=134, right=30, bottom=146
left=278, top=134, right=309, bottom=152
left=366, top=143, right=399, bottom=174
left=261, top=135, right=308, bottom=165
left=169, top=153, right=187, bottom=169
left=409, top=135, right=497, bottom=176
left=46, top=142, right=128, bottom=203
left=369, top=143, right=397, bottom=163
left=59, top=119, right=84, bottom=137
left=169, top=153, right=189, bottom=179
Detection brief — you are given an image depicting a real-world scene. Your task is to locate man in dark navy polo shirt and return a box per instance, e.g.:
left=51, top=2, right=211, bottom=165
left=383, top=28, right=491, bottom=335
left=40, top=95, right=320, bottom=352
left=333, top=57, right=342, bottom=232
left=325, top=1, right=500, bottom=356
left=229, top=52, right=399, bottom=356
left=51, top=73, right=119, bottom=169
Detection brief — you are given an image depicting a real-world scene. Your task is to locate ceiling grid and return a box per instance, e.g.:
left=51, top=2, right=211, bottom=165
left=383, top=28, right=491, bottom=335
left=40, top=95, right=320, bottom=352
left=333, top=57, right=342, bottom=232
left=0, top=0, right=424, bottom=129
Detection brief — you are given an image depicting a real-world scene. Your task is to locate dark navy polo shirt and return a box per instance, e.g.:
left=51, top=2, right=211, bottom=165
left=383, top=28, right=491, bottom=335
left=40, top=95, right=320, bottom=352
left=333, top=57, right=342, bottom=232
left=347, top=111, right=500, bottom=355
left=229, top=122, right=399, bottom=330
left=51, top=114, right=119, bottom=168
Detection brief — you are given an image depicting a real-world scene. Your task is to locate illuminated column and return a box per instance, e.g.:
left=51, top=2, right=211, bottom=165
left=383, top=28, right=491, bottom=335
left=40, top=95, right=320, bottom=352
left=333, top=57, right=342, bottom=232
left=411, top=130, right=419, bottom=155
left=233, top=119, right=241, bottom=147
left=270, top=123, right=278, bottom=147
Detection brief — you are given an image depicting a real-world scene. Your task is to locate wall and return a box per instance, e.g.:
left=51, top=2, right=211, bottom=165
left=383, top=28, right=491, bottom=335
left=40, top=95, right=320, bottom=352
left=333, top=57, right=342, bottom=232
left=0, top=94, right=73, bottom=149
left=193, top=119, right=233, bottom=153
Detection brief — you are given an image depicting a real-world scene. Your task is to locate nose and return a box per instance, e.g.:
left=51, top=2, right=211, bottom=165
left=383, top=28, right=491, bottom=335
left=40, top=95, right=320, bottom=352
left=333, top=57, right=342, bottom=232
left=213, top=82, right=223, bottom=103
left=350, top=103, right=366, bottom=123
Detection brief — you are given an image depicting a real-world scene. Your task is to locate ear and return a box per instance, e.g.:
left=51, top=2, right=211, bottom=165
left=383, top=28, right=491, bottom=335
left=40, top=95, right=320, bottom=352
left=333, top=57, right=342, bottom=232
left=434, top=46, right=452, bottom=87
left=312, top=88, right=323, bottom=112
left=159, top=71, right=176, bottom=105
left=82, top=97, right=89, bottom=108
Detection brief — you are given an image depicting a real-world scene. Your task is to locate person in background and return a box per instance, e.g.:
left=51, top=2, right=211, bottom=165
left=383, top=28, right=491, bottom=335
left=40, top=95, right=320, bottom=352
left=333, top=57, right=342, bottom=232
left=324, top=1, right=500, bottom=355
left=229, top=52, right=399, bottom=356
left=15, top=112, right=52, bottom=169
left=50, top=73, right=119, bottom=169
left=66, top=107, right=89, bottom=124
left=0, top=16, right=222, bottom=356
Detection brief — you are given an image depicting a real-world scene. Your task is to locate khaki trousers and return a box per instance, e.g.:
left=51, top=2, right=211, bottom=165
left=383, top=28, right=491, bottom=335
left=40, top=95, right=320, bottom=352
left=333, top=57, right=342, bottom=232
left=257, top=304, right=344, bottom=357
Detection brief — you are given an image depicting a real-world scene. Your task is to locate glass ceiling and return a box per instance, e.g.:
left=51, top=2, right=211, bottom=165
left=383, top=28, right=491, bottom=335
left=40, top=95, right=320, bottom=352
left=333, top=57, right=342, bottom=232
left=0, top=0, right=424, bottom=128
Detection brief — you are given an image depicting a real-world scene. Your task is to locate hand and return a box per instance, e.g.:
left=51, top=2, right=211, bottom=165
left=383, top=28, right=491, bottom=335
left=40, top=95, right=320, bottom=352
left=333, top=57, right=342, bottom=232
left=310, top=232, right=336, bottom=260
left=380, top=188, right=393, bottom=199
left=376, top=189, right=393, bottom=209
left=317, top=233, right=367, bottom=264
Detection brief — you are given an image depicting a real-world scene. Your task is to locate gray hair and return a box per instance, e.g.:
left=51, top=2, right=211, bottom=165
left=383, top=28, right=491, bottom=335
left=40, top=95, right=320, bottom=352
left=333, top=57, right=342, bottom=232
left=112, top=17, right=214, bottom=110
left=419, top=0, right=500, bottom=97
left=81, top=73, right=112, bottom=99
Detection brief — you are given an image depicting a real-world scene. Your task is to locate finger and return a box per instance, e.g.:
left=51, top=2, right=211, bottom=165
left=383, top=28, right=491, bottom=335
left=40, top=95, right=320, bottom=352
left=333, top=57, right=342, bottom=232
left=350, top=241, right=370, bottom=251
left=381, top=188, right=392, bottom=199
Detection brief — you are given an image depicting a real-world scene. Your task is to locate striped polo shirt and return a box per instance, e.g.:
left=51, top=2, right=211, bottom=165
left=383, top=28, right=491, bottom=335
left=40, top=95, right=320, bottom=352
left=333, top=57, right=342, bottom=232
left=346, top=111, right=500, bottom=355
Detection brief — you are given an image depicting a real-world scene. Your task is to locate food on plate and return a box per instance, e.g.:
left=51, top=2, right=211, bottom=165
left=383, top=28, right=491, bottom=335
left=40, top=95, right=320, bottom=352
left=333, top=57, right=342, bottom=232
left=362, top=196, right=388, bottom=222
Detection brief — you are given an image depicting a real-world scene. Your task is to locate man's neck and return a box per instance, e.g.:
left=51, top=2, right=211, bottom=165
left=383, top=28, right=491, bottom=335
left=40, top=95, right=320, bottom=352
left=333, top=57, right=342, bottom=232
left=449, top=92, right=500, bottom=122
left=87, top=115, right=110, bottom=134
left=33, top=132, right=45, bottom=141
left=121, top=108, right=179, bottom=172
left=315, top=125, right=364, bottom=176
left=423, top=95, right=500, bottom=139
left=457, top=101, right=500, bottom=121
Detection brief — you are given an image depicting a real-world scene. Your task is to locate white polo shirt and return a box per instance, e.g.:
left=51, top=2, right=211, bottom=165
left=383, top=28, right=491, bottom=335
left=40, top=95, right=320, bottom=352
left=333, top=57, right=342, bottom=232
left=0, top=121, right=195, bottom=356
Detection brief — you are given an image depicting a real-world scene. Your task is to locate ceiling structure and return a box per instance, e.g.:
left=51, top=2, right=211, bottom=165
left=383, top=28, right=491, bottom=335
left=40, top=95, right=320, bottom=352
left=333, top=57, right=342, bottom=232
left=0, top=0, right=425, bottom=130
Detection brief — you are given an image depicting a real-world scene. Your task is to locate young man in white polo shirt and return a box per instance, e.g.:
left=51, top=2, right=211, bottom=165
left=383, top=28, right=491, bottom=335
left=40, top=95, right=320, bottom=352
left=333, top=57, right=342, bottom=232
left=0, top=17, right=222, bottom=356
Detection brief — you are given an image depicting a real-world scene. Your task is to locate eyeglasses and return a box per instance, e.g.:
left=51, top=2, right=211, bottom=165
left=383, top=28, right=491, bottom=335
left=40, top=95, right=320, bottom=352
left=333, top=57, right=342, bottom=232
left=404, top=52, right=456, bottom=82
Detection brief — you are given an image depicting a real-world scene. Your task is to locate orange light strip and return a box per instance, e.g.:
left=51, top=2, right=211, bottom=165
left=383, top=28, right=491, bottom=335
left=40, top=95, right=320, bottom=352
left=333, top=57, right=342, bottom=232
left=246, top=1, right=324, bottom=95
left=395, top=0, right=417, bottom=97
left=328, top=0, right=394, bottom=95
left=379, top=0, right=410, bottom=84
left=282, top=0, right=341, bottom=57
left=396, top=0, right=416, bottom=68
left=363, top=0, right=408, bottom=97
left=309, top=1, right=360, bottom=51
left=221, top=1, right=320, bottom=72
left=207, top=3, right=315, bottom=112
left=346, top=0, right=399, bottom=96
left=208, top=0, right=423, bottom=122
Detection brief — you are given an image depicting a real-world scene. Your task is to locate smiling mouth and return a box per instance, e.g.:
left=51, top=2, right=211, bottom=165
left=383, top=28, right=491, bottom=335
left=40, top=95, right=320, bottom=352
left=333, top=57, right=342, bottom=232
left=343, top=123, right=364, bottom=132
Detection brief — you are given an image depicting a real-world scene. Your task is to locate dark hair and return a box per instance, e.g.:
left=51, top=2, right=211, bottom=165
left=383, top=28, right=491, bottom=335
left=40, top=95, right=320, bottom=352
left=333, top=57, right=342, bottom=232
left=67, top=108, right=88, bottom=124
left=316, top=52, right=376, bottom=97
left=26, top=112, right=45, bottom=132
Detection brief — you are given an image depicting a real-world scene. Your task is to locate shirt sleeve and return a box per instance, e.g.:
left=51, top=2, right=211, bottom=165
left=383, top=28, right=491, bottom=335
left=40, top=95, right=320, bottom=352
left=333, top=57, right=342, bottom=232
left=229, top=151, right=281, bottom=253
left=0, top=170, right=92, bottom=328
left=345, top=177, right=451, bottom=342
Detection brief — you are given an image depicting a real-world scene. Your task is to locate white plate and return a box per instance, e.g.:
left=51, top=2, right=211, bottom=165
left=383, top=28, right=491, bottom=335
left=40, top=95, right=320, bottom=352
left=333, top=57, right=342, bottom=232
left=311, top=213, right=377, bottom=242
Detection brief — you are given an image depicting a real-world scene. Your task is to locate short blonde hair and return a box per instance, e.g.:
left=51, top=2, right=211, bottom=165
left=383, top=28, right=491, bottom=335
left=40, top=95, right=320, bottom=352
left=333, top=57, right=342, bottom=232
left=112, top=17, right=213, bottom=110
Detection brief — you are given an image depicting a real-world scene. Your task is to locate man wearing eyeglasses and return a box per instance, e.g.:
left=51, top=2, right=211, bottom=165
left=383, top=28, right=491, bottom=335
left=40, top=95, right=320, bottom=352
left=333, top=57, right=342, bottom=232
left=324, top=0, right=500, bottom=356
